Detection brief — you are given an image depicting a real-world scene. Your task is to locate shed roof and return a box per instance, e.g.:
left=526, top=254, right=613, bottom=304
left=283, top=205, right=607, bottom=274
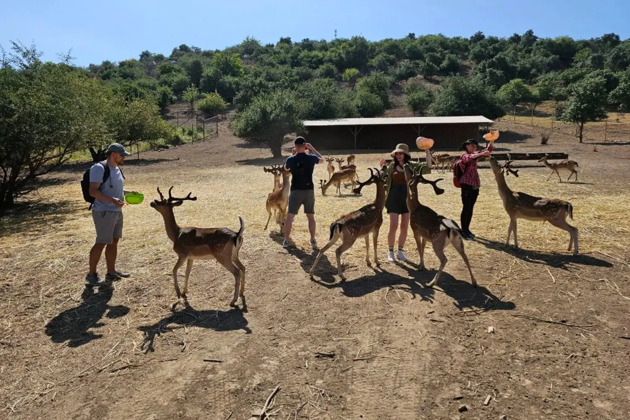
left=303, top=116, right=493, bottom=127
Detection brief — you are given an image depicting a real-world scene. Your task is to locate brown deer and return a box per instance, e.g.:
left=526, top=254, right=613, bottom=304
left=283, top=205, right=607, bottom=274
left=150, top=187, right=246, bottom=309
left=538, top=155, right=579, bottom=182
left=310, top=168, right=386, bottom=281
left=325, top=157, right=336, bottom=180
left=490, top=157, right=578, bottom=254
left=264, top=167, right=291, bottom=233
left=263, top=165, right=284, bottom=191
left=346, top=154, right=356, bottom=166
left=320, top=167, right=357, bottom=196
left=404, top=164, right=477, bottom=288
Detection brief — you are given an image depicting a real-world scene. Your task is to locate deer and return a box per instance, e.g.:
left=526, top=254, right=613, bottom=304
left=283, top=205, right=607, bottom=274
left=264, top=167, right=291, bottom=233
left=325, top=157, right=336, bottom=180
left=434, top=154, right=458, bottom=172
left=489, top=157, right=578, bottom=255
left=346, top=154, right=356, bottom=166
left=310, top=168, right=386, bottom=281
left=320, top=167, right=357, bottom=196
left=335, top=157, right=360, bottom=185
left=403, top=164, right=477, bottom=288
left=538, top=155, right=579, bottom=182
left=150, top=187, right=246, bottom=309
left=263, top=165, right=284, bottom=191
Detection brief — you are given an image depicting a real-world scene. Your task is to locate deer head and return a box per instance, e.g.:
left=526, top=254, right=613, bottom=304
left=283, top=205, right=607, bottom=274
left=352, top=168, right=383, bottom=194
left=501, top=160, right=519, bottom=177
left=414, top=166, right=445, bottom=195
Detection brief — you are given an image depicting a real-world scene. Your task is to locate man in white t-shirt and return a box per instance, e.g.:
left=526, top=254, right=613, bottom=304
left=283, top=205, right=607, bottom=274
left=86, top=143, right=133, bottom=286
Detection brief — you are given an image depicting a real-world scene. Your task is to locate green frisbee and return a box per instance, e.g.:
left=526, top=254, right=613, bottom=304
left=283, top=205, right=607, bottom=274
left=125, top=192, right=144, bottom=205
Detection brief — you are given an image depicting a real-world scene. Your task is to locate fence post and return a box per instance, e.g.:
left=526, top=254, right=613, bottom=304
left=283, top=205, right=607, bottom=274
left=604, top=118, right=608, bottom=142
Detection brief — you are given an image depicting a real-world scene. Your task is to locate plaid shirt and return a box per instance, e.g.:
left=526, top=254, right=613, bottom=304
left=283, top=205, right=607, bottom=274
left=459, top=152, right=481, bottom=188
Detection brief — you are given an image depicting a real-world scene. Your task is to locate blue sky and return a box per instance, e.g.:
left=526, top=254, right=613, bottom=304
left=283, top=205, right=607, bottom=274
left=2, top=0, right=629, bottom=67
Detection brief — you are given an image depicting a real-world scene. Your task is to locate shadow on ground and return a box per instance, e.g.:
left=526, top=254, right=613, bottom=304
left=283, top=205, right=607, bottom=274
left=45, top=284, right=130, bottom=347
left=138, top=305, right=250, bottom=353
left=1, top=200, right=82, bottom=236
left=475, top=236, right=613, bottom=269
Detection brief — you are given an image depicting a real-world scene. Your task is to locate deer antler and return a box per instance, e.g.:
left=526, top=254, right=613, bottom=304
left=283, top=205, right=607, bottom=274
left=501, top=161, right=519, bottom=177
left=415, top=166, right=445, bottom=195
left=157, top=187, right=165, bottom=201
left=167, top=186, right=197, bottom=203
left=352, top=168, right=376, bottom=195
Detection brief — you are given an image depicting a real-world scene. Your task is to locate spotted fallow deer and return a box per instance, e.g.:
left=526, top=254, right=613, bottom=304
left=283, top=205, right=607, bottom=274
left=264, top=167, right=291, bottom=233
left=325, top=157, right=336, bottom=180
left=489, top=157, right=578, bottom=254
left=538, top=155, right=579, bottom=182
left=150, top=187, right=246, bottom=309
left=320, top=167, right=357, bottom=196
left=310, top=168, right=385, bottom=281
left=404, top=164, right=477, bottom=288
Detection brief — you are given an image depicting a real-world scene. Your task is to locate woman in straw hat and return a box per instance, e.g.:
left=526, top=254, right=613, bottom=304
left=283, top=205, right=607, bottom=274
left=379, top=143, right=412, bottom=262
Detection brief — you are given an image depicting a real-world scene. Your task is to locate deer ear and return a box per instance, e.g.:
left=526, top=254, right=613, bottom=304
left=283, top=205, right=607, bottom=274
left=172, top=201, right=184, bottom=207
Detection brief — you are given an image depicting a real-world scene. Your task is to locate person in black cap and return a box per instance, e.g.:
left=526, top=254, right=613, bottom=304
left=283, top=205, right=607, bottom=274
left=85, top=143, right=134, bottom=286
left=283, top=136, right=323, bottom=250
left=458, top=138, right=491, bottom=239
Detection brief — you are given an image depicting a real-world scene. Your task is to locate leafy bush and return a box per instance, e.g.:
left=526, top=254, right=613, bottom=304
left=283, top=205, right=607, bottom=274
left=429, top=76, right=505, bottom=119
left=405, top=81, right=434, bottom=115
left=391, top=60, right=418, bottom=81
left=197, top=92, right=228, bottom=115
left=355, top=90, right=385, bottom=117
left=315, top=63, right=338, bottom=79
left=356, top=71, right=390, bottom=108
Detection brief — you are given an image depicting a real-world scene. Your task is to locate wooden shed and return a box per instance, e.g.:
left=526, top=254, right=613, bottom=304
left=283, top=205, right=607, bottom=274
left=303, top=116, right=494, bottom=150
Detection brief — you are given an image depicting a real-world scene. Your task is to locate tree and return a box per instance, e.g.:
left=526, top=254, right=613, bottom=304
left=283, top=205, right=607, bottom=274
left=355, top=90, right=385, bottom=117
left=232, top=91, right=303, bottom=158
left=197, top=92, right=228, bottom=115
left=342, top=68, right=360, bottom=88
left=182, top=85, right=199, bottom=110
left=497, top=79, right=532, bottom=121
left=405, top=82, right=434, bottom=115
left=559, top=75, right=608, bottom=143
left=356, top=71, right=390, bottom=108
left=187, top=59, right=203, bottom=87
left=429, top=76, right=505, bottom=120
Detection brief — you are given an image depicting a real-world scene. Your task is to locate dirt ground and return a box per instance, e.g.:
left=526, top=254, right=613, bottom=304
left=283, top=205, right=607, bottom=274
left=1, top=118, right=629, bottom=420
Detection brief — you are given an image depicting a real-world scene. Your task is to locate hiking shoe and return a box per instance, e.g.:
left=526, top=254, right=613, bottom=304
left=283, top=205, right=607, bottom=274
left=467, top=231, right=476, bottom=239
left=85, top=272, right=104, bottom=286
left=397, top=249, right=408, bottom=262
left=461, top=231, right=473, bottom=240
left=387, top=250, right=396, bottom=262
left=282, top=239, right=295, bottom=249
left=113, top=270, right=130, bottom=278
left=310, top=238, right=318, bottom=251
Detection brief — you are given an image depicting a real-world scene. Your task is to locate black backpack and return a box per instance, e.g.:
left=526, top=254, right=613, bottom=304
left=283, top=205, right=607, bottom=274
left=81, top=161, right=124, bottom=208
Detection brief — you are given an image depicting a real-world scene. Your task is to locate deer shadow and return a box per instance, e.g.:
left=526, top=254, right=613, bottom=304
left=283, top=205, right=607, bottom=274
left=474, top=236, right=613, bottom=269
left=45, top=285, right=130, bottom=347
left=138, top=304, right=251, bottom=353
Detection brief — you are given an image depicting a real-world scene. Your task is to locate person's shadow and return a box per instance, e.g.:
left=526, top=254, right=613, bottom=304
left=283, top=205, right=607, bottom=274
left=45, top=285, right=130, bottom=347
left=138, top=304, right=251, bottom=353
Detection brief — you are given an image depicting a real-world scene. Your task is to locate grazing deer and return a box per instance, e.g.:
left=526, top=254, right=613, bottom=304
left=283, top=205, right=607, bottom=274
left=320, top=167, right=357, bottom=196
left=263, top=165, right=284, bottom=191
left=150, top=187, right=246, bottom=309
left=264, top=167, right=291, bottom=233
left=325, top=157, right=336, bottom=180
left=490, top=157, right=578, bottom=254
left=310, top=168, right=385, bottom=280
left=404, top=164, right=477, bottom=288
left=538, top=155, right=579, bottom=182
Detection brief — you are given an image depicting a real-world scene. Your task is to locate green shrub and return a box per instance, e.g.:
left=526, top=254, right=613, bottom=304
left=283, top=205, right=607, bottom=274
left=355, top=90, right=385, bottom=117
left=197, top=92, right=228, bottom=115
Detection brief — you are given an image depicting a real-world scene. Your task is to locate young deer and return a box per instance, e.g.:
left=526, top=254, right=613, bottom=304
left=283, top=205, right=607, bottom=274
left=150, top=187, right=246, bottom=309
left=320, top=167, right=357, bottom=195
left=538, top=155, right=579, bottom=182
left=264, top=167, right=291, bottom=233
left=310, top=168, right=385, bottom=281
left=490, top=157, right=578, bottom=254
left=404, top=164, right=477, bottom=288
left=325, top=157, right=336, bottom=180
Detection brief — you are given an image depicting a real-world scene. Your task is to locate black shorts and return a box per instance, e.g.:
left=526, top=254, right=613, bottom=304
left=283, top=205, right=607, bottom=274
left=386, top=184, right=409, bottom=214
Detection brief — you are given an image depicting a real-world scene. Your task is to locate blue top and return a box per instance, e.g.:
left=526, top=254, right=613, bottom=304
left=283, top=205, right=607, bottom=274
left=285, top=153, right=320, bottom=191
left=90, top=163, right=124, bottom=211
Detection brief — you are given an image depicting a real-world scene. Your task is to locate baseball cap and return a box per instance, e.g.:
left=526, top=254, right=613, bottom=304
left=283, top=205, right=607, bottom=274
left=294, top=136, right=306, bottom=145
left=107, top=143, right=131, bottom=156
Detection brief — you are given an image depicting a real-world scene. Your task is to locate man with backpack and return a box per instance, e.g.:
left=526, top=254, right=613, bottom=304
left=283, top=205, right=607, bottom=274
left=85, top=143, right=132, bottom=286
left=457, top=138, right=491, bottom=240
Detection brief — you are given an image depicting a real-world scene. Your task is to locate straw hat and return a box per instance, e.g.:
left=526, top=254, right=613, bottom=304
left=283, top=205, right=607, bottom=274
left=390, top=143, right=411, bottom=158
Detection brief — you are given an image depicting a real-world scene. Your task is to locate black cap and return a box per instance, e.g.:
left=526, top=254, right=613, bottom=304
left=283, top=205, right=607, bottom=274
left=460, top=138, right=479, bottom=150
left=294, top=136, right=306, bottom=145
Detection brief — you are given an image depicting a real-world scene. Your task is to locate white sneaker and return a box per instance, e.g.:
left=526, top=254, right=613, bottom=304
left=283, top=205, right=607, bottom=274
left=387, top=250, right=395, bottom=262
left=397, top=249, right=408, bottom=262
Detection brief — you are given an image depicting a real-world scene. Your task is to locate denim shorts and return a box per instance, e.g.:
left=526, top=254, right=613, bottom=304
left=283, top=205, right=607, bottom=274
left=92, top=210, right=123, bottom=244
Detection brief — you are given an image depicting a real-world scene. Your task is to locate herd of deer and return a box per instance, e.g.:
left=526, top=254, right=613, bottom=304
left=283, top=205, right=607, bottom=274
left=147, top=154, right=578, bottom=309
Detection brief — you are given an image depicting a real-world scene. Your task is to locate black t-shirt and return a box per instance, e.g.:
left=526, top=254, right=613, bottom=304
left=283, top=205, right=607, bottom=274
left=285, top=153, right=320, bottom=191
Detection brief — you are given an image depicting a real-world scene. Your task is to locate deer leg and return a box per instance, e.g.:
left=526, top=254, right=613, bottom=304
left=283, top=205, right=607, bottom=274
left=264, top=204, right=273, bottom=230
left=364, top=235, right=371, bottom=266
left=413, top=232, right=425, bottom=270
left=549, top=218, right=579, bottom=255
left=427, top=236, right=448, bottom=288
left=568, top=170, right=577, bottom=182
left=233, top=256, right=246, bottom=296
left=555, top=170, right=562, bottom=182
left=172, top=255, right=187, bottom=309
left=451, top=234, right=477, bottom=287
left=373, top=228, right=380, bottom=267
left=309, top=229, right=339, bottom=278
left=217, top=256, right=242, bottom=307
left=546, top=171, right=554, bottom=181
left=182, top=259, right=193, bottom=298
left=335, top=236, right=355, bottom=281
